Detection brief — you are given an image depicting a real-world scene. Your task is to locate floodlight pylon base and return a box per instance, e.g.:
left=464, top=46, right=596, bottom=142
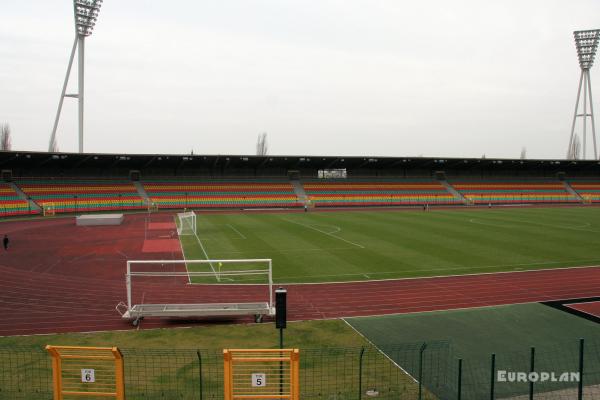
left=568, top=69, right=597, bottom=160
left=49, top=35, right=86, bottom=153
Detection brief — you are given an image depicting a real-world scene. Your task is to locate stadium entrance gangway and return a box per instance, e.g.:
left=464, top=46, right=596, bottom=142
left=116, top=259, right=275, bottom=326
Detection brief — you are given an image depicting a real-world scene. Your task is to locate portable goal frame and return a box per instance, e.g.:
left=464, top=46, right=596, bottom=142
left=116, top=259, right=275, bottom=325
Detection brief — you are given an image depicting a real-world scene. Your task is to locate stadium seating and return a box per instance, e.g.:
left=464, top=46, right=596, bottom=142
left=0, top=183, right=38, bottom=216
left=303, top=178, right=460, bottom=207
left=451, top=180, right=577, bottom=204
left=568, top=180, right=600, bottom=203
left=143, top=179, right=302, bottom=209
left=16, top=179, right=145, bottom=213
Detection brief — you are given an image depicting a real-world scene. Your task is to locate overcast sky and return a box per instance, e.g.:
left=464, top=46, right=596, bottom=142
left=1, top=0, right=599, bottom=159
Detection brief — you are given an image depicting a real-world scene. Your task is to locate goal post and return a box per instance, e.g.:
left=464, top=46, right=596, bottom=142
left=147, top=201, right=159, bottom=213
left=116, top=259, right=274, bottom=325
left=43, top=203, right=56, bottom=216
left=177, top=211, right=197, bottom=235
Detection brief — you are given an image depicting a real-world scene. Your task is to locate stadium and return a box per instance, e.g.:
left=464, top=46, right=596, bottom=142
left=1, top=2, right=600, bottom=400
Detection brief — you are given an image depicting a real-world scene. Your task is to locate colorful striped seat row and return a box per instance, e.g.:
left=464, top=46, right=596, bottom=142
left=143, top=179, right=302, bottom=209
left=451, top=181, right=577, bottom=204
left=0, top=183, right=38, bottom=216
left=16, top=179, right=145, bottom=214
left=569, top=181, right=600, bottom=202
left=303, top=180, right=460, bottom=207
left=144, top=184, right=294, bottom=191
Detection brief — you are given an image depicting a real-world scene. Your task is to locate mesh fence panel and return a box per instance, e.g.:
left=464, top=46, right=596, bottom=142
left=0, top=346, right=52, bottom=400
left=584, top=340, right=600, bottom=400
left=121, top=348, right=202, bottom=399
left=1, top=339, right=600, bottom=400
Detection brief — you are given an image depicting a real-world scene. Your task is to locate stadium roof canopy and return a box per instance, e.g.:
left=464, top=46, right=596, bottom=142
left=0, top=150, right=598, bottom=177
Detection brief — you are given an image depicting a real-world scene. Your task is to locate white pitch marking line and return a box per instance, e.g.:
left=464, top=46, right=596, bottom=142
left=192, top=232, right=234, bottom=282
left=226, top=224, right=247, bottom=239
left=282, top=218, right=365, bottom=249
left=193, top=232, right=221, bottom=282
left=323, top=225, right=341, bottom=234
left=208, top=246, right=355, bottom=255
left=276, top=259, right=600, bottom=283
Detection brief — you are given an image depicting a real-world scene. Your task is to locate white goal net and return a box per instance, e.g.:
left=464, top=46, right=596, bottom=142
left=177, top=211, right=197, bottom=235
left=116, top=259, right=274, bottom=324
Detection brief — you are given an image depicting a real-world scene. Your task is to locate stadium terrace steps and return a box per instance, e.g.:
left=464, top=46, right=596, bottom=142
left=303, top=178, right=461, bottom=207
left=133, top=181, right=151, bottom=205
left=450, top=180, right=578, bottom=204
left=0, top=183, right=40, bottom=216
left=563, top=181, right=584, bottom=202
left=568, top=180, right=600, bottom=203
left=8, top=181, right=41, bottom=211
left=290, top=179, right=308, bottom=204
left=142, top=178, right=302, bottom=209
left=439, top=180, right=468, bottom=204
left=16, top=179, right=146, bottom=214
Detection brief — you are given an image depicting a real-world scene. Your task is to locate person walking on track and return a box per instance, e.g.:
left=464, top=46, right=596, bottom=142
left=3, top=234, right=9, bottom=251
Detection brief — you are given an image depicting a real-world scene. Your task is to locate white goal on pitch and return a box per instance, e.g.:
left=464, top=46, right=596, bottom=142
left=177, top=211, right=197, bottom=235
left=115, top=259, right=275, bottom=325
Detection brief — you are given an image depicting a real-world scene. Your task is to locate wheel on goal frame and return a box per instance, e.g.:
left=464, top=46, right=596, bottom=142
left=254, top=314, right=264, bottom=323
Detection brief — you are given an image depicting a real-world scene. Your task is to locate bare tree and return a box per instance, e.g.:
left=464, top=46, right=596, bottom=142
left=567, top=134, right=581, bottom=160
left=0, top=123, right=11, bottom=151
left=256, top=132, right=268, bottom=156
left=520, top=147, right=527, bottom=159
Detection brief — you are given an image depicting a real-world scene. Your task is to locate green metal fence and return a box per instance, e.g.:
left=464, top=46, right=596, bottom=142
left=0, top=339, right=598, bottom=400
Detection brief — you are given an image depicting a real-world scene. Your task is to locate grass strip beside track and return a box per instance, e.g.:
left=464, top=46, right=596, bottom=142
left=0, top=320, right=435, bottom=400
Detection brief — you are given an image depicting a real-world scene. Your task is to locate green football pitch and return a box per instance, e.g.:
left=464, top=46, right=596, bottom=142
left=178, top=206, right=600, bottom=283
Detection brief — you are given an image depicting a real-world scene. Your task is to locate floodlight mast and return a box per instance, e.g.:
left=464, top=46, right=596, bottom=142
left=49, top=0, right=103, bottom=153
left=567, top=29, right=599, bottom=160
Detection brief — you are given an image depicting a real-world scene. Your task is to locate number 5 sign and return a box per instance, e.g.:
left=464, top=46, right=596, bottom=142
left=81, top=369, right=95, bottom=383
left=251, top=373, right=266, bottom=387
left=223, top=349, right=299, bottom=400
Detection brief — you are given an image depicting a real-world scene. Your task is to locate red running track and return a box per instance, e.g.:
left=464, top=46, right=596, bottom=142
left=567, top=301, right=600, bottom=318
left=0, top=213, right=599, bottom=336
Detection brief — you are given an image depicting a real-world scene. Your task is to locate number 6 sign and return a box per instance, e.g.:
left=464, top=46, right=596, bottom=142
left=251, top=373, right=266, bottom=387
left=81, top=369, right=95, bottom=383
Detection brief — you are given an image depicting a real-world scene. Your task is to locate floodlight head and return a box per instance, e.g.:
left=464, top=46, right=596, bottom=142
left=74, top=0, right=103, bottom=37
left=574, top=29, right=600, bottom=70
